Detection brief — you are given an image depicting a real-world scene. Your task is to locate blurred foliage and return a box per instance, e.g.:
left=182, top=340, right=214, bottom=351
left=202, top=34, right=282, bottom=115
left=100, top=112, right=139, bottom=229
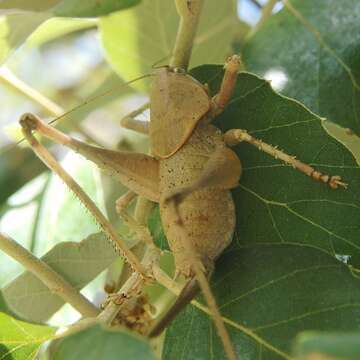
left=294, top=332, right=360, bottom=360
left=0, top=0, right=360, bottom=359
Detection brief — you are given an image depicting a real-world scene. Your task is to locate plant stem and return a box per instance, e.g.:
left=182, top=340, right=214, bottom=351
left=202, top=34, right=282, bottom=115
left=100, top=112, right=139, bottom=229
left=97, top=244, right=159, bottom=324
left=0, top=232, right=99, bottom=318
left=98, top=197, right=157, bottom=324
left=249, top=0, right=262, bottom=9
left=247, top=0, right=278, bottom=39
left=170, top=0, right=205, bottom=69
left=0, top=67, right=63, bottom=117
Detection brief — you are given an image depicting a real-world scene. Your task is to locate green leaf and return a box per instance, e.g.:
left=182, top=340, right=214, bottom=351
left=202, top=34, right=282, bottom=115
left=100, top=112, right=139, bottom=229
left=294, top=332, right=360, bottom=360
left=53, top=323, right=155, bottom=360
left=322, top=120, right=360, bottom=166
left=0, top=0, right=141, bottom=62
left=0, top=147, right=45, bottom=204
left=99, top=0, right=238, bottom=90
left=191, top=66, right=360, bottom=268
left=27, top=17, right=97, bottom=46
left=0, top=12, right=50, bottom=64
left=2, top=233, right=116, bottom=323
left=0, top=312, right=56, bottom=360
left=0, top=0, right=141, bottom=17
left=52, top=0, right=141, bottom=18
left=34, top=152, right=107, bottom=251
left=157, top=65, right=360, bottom=359
left=242, top=0, right=360, bottom=134
left=163, top=244, right=360, bottom=360
left=148, top=206, right=169, bottom=251
left=0, top=0, right=58, bottom=13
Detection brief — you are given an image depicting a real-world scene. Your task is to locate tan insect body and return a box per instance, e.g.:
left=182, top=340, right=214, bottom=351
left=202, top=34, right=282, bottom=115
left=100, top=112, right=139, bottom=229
left=159, top=124, right=239, bottom=276
left=18, top=55, right=346, bottom=360
left=150, top=68, right=211, bottom=158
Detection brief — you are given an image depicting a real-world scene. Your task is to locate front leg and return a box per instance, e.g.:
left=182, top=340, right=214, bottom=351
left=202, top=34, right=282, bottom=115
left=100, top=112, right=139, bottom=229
left=20, top=113, right=160, bottom=202
left=205, top=55, right=241, bottom=121
left=19, top=114, right=161, bottom=278
left=224, top=128, right=347, bottom=189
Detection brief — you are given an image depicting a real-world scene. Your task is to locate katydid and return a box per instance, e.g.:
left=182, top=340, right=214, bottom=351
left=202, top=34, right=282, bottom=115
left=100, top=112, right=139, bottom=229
left=19, top=55, right=346, bottom=360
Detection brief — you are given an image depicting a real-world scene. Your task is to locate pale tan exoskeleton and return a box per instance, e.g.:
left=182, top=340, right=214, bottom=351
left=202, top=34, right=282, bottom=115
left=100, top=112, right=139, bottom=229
left=18, top=53, right=346, bottom=360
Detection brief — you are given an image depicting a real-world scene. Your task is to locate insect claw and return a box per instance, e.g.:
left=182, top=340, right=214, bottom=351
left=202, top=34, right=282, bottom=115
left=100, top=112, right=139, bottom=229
left=329, top=175, right=348, bottom=189
left=19, top=113, right=39, bottom=132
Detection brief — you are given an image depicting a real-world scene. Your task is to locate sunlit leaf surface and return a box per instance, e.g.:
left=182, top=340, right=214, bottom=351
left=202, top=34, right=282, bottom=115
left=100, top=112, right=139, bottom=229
left=3, top=233, right=116, bottom=323
left=159, top=66, right=360, bottom=359
left=294, top=331, right=360, bottom=360
left=242, top=0, right=360, bottom=134
left=99, top=0, right=238, bottom=90
left=53, top=323, right=155, bottom=360
left=0, top=312, right=55, bottom=360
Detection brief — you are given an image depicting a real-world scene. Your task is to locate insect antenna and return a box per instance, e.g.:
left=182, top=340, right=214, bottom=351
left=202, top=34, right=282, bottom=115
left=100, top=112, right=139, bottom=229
left=1, top=73, right=153, bottom=155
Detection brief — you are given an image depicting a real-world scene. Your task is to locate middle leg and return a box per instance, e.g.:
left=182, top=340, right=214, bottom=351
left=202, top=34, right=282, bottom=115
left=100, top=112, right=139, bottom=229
left=224, top=128, right=347, bottom=189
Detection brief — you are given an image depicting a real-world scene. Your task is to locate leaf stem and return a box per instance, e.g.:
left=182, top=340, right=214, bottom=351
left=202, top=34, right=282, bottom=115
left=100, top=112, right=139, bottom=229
left=247, top=0, right=278, bottom=39
left=0, top=67, right=63, bottom=117
left=98, top=197, right=158, bottom=324
left=249, top=0, right=263, bottom=9
left=170, top=0, right=205, bottom=69
left=0, top=232, right=100, bottom=318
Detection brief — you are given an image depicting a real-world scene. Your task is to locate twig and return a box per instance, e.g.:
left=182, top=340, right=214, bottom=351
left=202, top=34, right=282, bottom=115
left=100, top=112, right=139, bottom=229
left=0, top=67, right=63, bottom=117
left=247, top=0, right=278, bottom=39
left=98, top=195, right=158, bottom=324
left=0, top=232, right=99, bottom=318
left=170, top=0, right=205, bottom=69
left=97, top=243, right=159, bottom=324
left=249, top=0, right=263, bottom=9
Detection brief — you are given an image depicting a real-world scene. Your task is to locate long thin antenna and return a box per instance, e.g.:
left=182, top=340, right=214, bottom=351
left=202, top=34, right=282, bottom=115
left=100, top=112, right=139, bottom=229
left=1, top=73, right=153, bottom=154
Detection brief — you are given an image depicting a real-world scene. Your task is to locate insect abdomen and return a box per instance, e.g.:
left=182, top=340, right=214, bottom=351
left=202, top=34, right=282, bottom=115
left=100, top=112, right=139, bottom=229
left=159, top=125, right=236, bottom=276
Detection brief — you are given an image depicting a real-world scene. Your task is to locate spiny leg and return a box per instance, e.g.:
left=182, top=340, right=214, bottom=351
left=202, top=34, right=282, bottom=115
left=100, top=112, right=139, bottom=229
left=120, top=102, right=150, bottom=134
left=148, top=278, right=199, bottom=337
left=103, top=191, right=159, bottom=306
left=162, top=200, right=238, bottom=360
left=20, top=116, right=148, bottom=278
left=224, top=128, right=347, bottom=189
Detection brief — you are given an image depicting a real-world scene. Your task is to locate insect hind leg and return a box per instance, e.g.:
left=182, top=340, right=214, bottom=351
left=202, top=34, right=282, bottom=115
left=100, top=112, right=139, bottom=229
left=163, top=196, right=238, bottom=360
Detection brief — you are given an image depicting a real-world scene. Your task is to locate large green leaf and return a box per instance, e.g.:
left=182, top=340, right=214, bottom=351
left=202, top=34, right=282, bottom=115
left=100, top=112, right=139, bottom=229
left=0, top=0, right=141, bottom=64
left=294, top=332, right=360, bottom=360
left=33, top=151, right=107, bottom=251
left=0, top=0, right=141, bottom=17
left=148, top=206, right=169, bottom=251
left=0, top=12, right=50, bottom=64
left=27, top=17, right=97, bottom=46
left=99, top=0, right=238, bottom=90
left=190, top=66, right=360, bottom=268
left=242, top=0, right=360, bottom=135
left=2, top=233, right=116, bottom=323
left=53, top=323, right=155, bottom=360
left=156, top=65, right=360, bottom=359
left=163, top=244, right=360, bottom=360
left=52, top=0, right=141, bottom=17
left=0, top=312, right=56, bottom=360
